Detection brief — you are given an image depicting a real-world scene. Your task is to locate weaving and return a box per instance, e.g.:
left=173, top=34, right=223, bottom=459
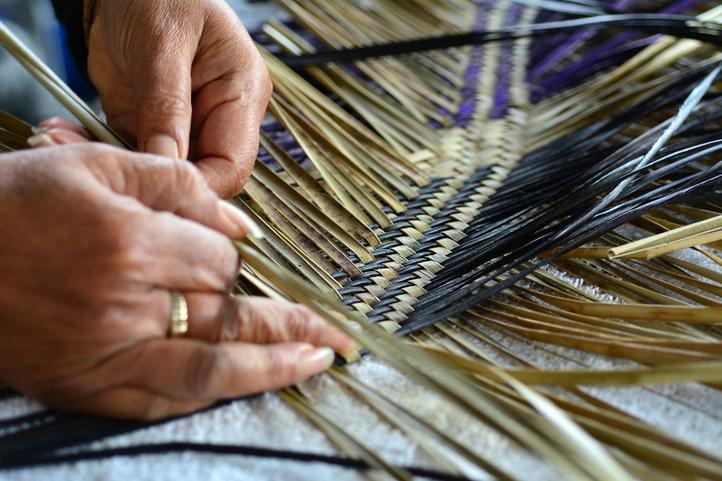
left=2, top=1, right=722, bottom=480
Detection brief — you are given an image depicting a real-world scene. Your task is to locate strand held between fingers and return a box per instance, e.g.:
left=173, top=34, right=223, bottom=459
left=219, top=202, right=264, bottom=239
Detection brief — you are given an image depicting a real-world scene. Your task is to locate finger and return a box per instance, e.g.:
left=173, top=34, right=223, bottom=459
left=96, top=149, right=261, bottom=239
left=26, top=132, right=56, bottom=148
left=66, top=386, right=210, bottom=420
left=122, top=339, right=335, bottom=401
left=44, top=128, right=92, bottom=145
left=132, top=32, right=194, bottom=160
left=38, top=117, right=93, bottom=139
left=192, top=68, right=271, bottom=198
left=27, top=129, right=90, bottom=147
left=137, top=214, right=240, bottom=292
left=180, top=293, right=355, bottom=355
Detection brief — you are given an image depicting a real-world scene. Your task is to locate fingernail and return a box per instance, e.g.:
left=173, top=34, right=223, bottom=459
left=146, top=134, right=179, bottom=159
left=220, top=202, right=264, bottom=239
left=298, top=347, right=335, bottom=378
left=340, top=342, right=362, bottom=363
left=27, top=133, right=54, bottom=147
left=31, top=126, right=46, bottom=135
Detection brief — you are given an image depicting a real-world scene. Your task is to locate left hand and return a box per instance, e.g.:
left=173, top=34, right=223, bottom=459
left=0, top=143, right=352, bottom=419
left=85, top=0, right=272, bottom=198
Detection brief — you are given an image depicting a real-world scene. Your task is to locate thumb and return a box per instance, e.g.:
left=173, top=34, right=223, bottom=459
left=133, top=48, right=193, bottom=160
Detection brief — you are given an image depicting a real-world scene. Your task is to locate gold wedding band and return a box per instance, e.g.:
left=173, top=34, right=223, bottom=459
left=169, top=290, right=189, bottom=338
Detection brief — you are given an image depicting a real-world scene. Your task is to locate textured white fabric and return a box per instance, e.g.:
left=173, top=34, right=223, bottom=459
left=3, top=334, right=721, bottom=481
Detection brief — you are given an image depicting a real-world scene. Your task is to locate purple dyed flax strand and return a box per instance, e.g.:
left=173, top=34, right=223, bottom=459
left=452, top=1, right=493, bottom=127
left=531, top=0, right=702, bottom=101
left=490, top=3, right=526, bottom=119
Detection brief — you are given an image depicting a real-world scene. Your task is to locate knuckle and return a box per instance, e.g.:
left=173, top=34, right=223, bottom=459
left=286, top=305, right=321, bottom=342
left=263, top=349, right=296, bottom=386
left=217, top=296, right=241, bottom=342
left=164, top=160, right=193, bottom=187
left=69, top=142, right=119, bottom=164
left=157, top=160, right=212, bottom=210
left=65, top=143, right=129, bottom=178
left=172, top=158, right=205, bottom=192
left=234, top=297, right=256, bottom=340
left=251, top=307, right=273, bottom=343
left=87, top=214, right=148, bottom=284
left=140, top=93, right=191, bottom=121
left=198, top=233, right=238, bottom=287
left=184, top=346, right=226, bottom=396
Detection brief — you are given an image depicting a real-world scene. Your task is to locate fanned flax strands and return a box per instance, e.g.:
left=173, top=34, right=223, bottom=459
left=2, top=1, right=722, bottom=480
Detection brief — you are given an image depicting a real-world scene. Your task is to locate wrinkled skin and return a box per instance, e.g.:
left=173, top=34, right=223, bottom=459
left=87, top=0, right=271, bottom=198
left=0, top=144, right=352, bottom=420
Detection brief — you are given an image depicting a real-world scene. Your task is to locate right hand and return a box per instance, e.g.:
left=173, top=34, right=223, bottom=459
left=0, top=143, right=353, bottom=419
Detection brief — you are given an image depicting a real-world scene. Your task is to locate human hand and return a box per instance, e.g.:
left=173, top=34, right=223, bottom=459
left=0, top=144, right=352, bottom=419
left=85, top=0, right=271, bottom=198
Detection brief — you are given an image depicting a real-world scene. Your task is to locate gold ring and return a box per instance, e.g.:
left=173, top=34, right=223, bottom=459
left=169, top=290, right=189, bottom=338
